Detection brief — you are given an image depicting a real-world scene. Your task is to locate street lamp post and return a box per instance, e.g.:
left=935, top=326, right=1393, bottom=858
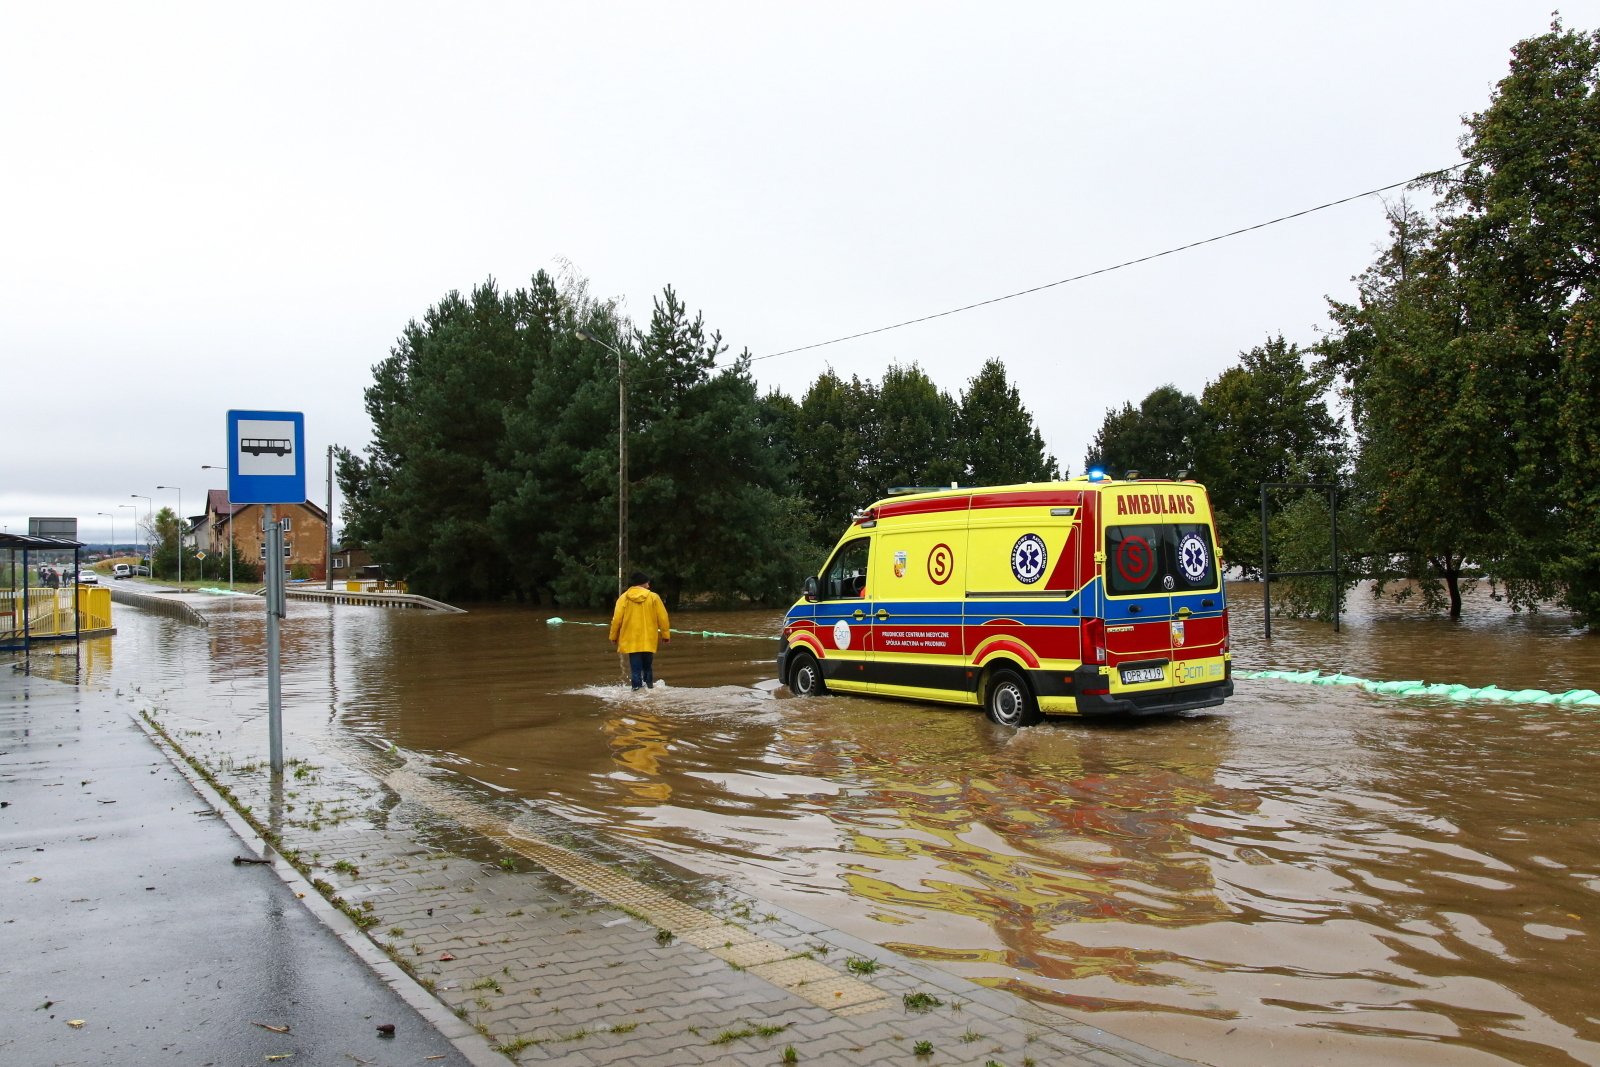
left=157, top=486, right=183, bottom=585
left=97, top=512, right=114, bottom=563
left=200, top=466, right=235, bottom=590
left=129, top=494, right=152, bottom=574
left=575, top=327, right=627, bottom=595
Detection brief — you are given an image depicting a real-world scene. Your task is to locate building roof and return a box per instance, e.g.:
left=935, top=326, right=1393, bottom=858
left=205, top=488, right=243, bottom=518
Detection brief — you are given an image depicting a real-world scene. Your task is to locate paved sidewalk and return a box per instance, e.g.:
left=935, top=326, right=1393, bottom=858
left=0, top=669, right=495, bottom=1066
left=5, top=656, right=1199, bottom=1067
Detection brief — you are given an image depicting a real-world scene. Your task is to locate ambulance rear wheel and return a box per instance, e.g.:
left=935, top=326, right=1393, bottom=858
left=985, top=668, right=1040, bottom=728
left=787, top=653, right=827, bottom=697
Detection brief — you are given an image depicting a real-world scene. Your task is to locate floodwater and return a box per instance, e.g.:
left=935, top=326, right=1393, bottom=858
left=61, top=583, right=1600, bottom=1065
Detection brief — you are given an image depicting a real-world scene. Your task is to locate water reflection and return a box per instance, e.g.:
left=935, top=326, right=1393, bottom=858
left=96, top=586, right=1600, bottom=1065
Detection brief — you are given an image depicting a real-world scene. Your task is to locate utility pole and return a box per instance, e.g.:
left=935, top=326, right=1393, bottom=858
left=325, top=444, right=334, bottom=590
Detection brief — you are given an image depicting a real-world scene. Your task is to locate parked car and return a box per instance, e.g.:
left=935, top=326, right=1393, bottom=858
left=112, top=563, right=150, bottom=579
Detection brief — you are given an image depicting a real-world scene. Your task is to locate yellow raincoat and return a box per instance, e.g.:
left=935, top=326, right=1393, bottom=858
left=609, top=585, right=671, bottom=654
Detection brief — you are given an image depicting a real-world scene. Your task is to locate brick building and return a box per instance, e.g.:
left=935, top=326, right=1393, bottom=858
left=201, top=490, right=330, bottom=579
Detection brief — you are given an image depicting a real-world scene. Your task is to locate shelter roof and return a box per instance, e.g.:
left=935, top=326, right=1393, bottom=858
left=0, top=532, right=83, bottom=550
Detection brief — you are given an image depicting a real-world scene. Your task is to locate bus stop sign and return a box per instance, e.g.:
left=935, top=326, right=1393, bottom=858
left=227, top=410, right=306, bottom=505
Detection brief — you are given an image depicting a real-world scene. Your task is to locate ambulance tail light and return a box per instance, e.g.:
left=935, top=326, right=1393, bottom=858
left=1221, top=608, right=1230, bottom=653
left=1082, top=617, right=1106, bottom=665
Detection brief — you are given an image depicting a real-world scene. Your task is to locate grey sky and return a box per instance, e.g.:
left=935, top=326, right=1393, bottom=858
left=2, top=1, right=1584, bottom=543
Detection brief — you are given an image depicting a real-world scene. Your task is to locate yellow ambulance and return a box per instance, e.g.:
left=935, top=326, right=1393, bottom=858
left=777, top=476, right=1233, bottom=726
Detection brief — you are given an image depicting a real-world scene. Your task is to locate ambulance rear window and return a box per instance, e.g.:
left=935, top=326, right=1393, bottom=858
left=1106, top=524, right=1217, bottom=596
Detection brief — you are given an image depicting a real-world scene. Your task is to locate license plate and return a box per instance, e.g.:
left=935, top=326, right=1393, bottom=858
left=1120, top=666, right=1166, bottom=685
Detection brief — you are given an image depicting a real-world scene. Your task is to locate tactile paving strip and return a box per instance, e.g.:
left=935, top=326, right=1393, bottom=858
left=383, top=765, right=892, bottom=1015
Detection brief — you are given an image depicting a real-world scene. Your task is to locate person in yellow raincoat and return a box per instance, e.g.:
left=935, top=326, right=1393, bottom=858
left=610, top=572, right=671, bottom=690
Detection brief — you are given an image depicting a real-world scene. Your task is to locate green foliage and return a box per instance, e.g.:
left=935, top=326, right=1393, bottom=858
left=1195, top=337, right=1344, bottom=576
left=1317, top=20, right=1598, bottom=621
left=1554, top=303, right=1600, bottom=624
left=870, top=363, right=963, bottom=492
left=790, top=369, right=880, bottom=546
left=1439, top=18, right=1600, bottom=624
left=149, top=507, right=180, bottom=579
left=959, top=359, right=1058, bottom=484
left=625, top=288, right=814, bottom=607
left=1086, top=384, right=1201, bottom=479
left=1318, top=203, right=1498, bottom=617
left=343, top=272, right=810, bottom=607
left=789, top=359, right=1056, bottom=554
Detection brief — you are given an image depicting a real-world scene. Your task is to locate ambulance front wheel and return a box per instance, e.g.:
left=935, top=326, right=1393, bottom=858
left=787, top=653, right=827, bottom=697
left=985, top=668, right=1041, bottom=728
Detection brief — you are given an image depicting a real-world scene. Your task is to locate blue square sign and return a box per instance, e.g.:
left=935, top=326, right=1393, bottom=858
left=227, top=410, right=307, bottom=505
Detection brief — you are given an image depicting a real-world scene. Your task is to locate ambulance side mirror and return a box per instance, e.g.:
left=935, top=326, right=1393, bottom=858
left=802, top=576, right=819, bottom=602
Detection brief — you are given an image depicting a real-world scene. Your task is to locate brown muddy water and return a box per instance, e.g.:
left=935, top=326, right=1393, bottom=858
left=60, top=583, right=1600, bottom=1065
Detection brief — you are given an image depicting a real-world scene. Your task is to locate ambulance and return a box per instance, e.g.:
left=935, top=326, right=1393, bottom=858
left=777, top=476, right=1233, bottom=726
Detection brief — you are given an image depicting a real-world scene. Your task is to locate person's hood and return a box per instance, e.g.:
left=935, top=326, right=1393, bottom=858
left=625, top=586, right=652, bottom=603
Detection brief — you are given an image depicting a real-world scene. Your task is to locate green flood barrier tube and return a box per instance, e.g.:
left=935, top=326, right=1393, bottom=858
left=545, top=618, right=771, bottom=641
left=1240, top=668, right=1600, bottom=707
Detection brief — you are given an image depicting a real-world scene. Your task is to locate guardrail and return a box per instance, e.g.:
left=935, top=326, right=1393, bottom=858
left=283, top=587, right=465, bottom=613
left=107, top=586, right=209, bottom=627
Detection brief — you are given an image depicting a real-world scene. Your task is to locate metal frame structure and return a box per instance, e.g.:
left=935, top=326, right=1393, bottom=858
left=1259, top=482, right=1341, bottom=638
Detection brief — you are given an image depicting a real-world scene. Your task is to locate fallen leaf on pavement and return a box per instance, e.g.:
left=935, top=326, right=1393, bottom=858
left=437, top=952, right=455, bottom=961
left=67, top=1019, right=85, bottom=1028
left=251, top=1022, right=292, bottom=1033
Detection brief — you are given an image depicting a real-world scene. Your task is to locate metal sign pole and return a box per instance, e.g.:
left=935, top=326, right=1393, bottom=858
left=228, top=409, right=305, bottom=780
left=265, top=503, right=284, bottom=774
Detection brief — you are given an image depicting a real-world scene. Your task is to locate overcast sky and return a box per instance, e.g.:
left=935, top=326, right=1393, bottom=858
left=2, top=1, right=1587, bottom=544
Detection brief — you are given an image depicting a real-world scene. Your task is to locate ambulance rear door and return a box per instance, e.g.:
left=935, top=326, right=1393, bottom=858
left=1100, top=485, right=1224, bottom=700
left=1102, top=519, right=1176, bottom=693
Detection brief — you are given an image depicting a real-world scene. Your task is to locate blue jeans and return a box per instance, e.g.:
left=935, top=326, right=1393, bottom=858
left=628, top=651, right=655, bottom=690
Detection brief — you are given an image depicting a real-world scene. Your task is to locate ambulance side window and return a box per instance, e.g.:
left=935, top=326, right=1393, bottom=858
left=1106, top=525, right=1163, bottom=596
left=821, top=538, right=871, bottom=600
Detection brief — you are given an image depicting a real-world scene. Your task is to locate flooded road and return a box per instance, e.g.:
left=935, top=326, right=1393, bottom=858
left=70, top=583, right=1600, bottom=1065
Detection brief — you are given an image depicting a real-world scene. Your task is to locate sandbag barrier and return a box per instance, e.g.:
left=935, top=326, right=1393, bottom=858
left=1241, top=668, right=1600, bottom=707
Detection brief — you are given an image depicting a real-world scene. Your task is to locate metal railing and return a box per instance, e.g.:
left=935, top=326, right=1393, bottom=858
left=0, top=586, right=112, bottom=643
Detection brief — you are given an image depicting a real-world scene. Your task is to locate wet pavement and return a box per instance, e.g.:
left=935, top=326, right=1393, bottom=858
left=0, top=671, right=490, bottom=1066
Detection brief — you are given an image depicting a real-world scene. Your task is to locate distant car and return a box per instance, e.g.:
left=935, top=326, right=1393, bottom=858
left=77, top=570, right=99, bottom=585
left=113, top=563, right=131, bottom=579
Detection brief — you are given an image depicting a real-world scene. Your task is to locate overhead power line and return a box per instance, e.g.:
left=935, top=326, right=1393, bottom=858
left=742, top=163, right=1465, bottom=367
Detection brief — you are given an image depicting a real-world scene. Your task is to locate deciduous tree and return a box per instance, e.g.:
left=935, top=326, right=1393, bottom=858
left=959, top=359, right=1058, bottom=484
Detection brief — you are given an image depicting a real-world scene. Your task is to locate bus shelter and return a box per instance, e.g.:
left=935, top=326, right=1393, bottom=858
left=1, top=531, right=106, bottom=655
